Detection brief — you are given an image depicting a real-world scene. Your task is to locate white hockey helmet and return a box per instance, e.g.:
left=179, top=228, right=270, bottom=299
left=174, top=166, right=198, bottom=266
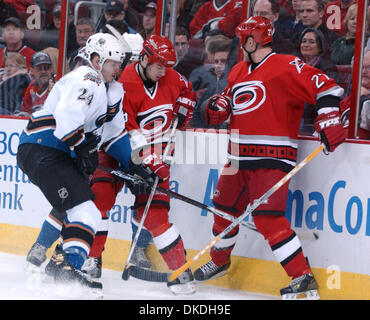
left=123, top=33, right=144, bottom=62
left=85, top=33, right=126, bottom=69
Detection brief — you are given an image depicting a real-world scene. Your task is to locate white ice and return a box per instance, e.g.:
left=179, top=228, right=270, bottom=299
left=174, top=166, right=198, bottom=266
left=0, top=252, right=278, bottom=300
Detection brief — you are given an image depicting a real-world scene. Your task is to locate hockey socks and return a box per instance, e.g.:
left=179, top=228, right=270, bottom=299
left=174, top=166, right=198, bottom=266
left=36, top=219, right=62, bottom=249
left=254, top=215, right=311, bottom=279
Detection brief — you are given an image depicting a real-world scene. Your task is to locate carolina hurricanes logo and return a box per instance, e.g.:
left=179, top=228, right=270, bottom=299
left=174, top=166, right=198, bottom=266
left=137, top=104, right=172, bottom=139
left=232, top=81, right=266, bottom=115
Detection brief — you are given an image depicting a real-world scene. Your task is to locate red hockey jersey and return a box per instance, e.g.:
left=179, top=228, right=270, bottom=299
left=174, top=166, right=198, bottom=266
left=189, top=0, right=242, bottom=38
left=21, top=81, right=50, bottom=114
left=118, top=63, right=193, bottom=149
left=0, top=46, right=35, bottom=70
left=223, top=52, right=344, bottom=172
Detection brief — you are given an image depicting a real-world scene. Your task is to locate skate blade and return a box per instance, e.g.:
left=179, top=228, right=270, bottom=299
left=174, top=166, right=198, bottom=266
left=282, top=290, right=320, bottom=300
left=194, top=269, right=228, bottom=283
left=169, top=282, right=196, bottom=295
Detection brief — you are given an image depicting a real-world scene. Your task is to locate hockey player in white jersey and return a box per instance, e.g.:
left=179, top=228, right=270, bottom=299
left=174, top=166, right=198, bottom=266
left=17, top=33, right=135, bottom=295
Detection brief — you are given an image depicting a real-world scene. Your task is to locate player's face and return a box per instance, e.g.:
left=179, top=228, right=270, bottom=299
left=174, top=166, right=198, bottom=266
left=146, top=62, right=167, bottom=82
left=102, top=59, right=122, bottom=83
left=300, top=32, right=319, bottom=59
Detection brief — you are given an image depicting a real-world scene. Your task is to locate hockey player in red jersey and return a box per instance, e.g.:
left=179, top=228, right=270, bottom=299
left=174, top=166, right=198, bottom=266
left=193, top=16, right=346, bottom=300
left=89, top=35, right=196, bottom=294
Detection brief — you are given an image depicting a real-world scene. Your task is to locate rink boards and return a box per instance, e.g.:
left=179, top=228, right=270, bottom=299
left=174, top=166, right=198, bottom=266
left=0, top=117, right=369, bottom=300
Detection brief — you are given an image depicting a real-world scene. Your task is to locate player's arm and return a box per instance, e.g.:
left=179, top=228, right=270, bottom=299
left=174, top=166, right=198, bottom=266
left=297, top=62, right=346, bottom=152
left=53, top=78, right=100, bottom=174
left=173, top=74, right=196, bottom=128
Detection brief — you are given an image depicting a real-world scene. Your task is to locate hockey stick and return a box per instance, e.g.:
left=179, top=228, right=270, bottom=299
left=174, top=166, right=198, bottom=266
left=99, top=166, right=256, bottom=228
left=169, top=144, right=325, bottom=282
left=101, top=167, right=319, bottom=240
left=122, top=117, right=179, bottom=281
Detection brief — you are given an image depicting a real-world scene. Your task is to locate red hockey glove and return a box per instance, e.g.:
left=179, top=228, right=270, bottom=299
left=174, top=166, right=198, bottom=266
left=314, top=111, right=346, bottom=152
left=173, top=91, right=196, bottom=128
left=141, top=152, right=170, bottom=181
left=205, top=94, right=231, bottom=125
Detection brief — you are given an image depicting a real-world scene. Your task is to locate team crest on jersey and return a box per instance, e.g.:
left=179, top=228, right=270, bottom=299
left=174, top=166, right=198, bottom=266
left=289, top=57, right=305, bottom=74
left=84, top=72, right=102, bottom=85
left=137, top=104, right=172, bottom=140
left=95, top=99, right=121, bottom=127
left=232, top=81, right=266, bottom=115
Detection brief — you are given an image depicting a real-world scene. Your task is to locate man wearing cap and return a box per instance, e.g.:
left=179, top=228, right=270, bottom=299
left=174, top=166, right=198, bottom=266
left=0, top=17, right=35, bottom=70
left=21, top=51, right=54, bottom=115
left=139, top=2, right=156, bottom=40
left=103, top=0, right=137, bottom=34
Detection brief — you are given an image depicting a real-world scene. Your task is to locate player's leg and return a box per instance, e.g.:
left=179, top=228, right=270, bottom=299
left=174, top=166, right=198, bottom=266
left=82, top=151, right=122, bottom=278
left=135, top=180, right=194, bottom=294
left=194, top=164, right=249, bottom=281
left=130, top=208, right=153, bottom=269
left=17, top=143, right=102, bottom=290
left=249, top=168, right=319, bottom=300
left=26, top=208, right=66, bottom=269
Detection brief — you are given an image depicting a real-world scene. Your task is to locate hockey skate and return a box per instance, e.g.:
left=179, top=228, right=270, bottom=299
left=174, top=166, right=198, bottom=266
left=130, top=246, right=152, bottom=269
left=194, top=260, right=230, bottom=282
left=280, top=273, right=320, bottom=300
left=26, top=242, right=47, bottom=272
left=81, top=256, right=102, bottom=279
left=45, top=245, right=103, bottom=295
left=167, top=268, right=195, bottom=295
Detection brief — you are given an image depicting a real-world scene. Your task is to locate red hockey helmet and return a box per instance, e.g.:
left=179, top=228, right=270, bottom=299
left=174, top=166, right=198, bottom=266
left=141, top=35, right=177, bottom=67
left=235, top=16, right=274, bottom=46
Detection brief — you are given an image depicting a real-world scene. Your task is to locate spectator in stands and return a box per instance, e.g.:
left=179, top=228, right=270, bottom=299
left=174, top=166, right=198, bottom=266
left=21, top=51, right=54, bottom=115
left=0, top=17, right=35, bottom=70
left=323, top=0, right=354, bottom=37
left=190, top=39, right=232, bottom=128
left=103, top=0, right=136, bottom=34
left=173, top=26, right=204, bottom=79
left=297, top=27, right=338, bottom=134
left=190, top=0, right=243, bottom=39
left=296, top=0, right=339, bottom=55
left=253, top=0, right=298, bottom=54
left=340, top=49, right=370, bottom=140
left=139, top=2, right=156, bottom=40
left=41, top=46, right=70, bottom=75
left=174, top=26, right=190, bottom=62
left=165, top=0, right=193, bottom=33
left=38, top=3, right=78, bottom=58
left=277, top=0, right=306, bottom=42
left=118, top=0, right=143, bottom=32
left=0, top=52, right=31, bottom=115
left=0, top=0, right=20, bottom=27
left=68, top=18, right=95, bottom=70
left=331, top=3, right=369, bottom=65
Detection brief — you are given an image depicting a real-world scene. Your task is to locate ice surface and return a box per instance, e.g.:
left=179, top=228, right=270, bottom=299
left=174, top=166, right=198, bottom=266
left=0, top=252, right=278, bottom=301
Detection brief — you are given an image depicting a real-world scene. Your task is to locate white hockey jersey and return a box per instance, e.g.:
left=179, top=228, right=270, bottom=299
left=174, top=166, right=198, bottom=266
left=19, top=65, right=131, bottom=168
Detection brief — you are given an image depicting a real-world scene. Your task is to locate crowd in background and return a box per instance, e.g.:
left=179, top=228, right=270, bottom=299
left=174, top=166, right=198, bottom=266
left=0, top=0, right=368, bottom=139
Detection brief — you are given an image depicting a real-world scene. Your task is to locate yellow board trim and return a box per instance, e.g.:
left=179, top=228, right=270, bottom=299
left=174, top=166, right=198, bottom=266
left=1, top=223, right=368, bottom=300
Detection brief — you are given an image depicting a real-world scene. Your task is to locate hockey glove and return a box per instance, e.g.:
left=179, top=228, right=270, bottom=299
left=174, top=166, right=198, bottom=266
left=74, top=133, right=100, bottom=175
left=205, top=94, right=231, bottom=125
left=173, top=91, right=196, bottom=128
left=141, top=152, right=170, bottom=181
left=314, top=111, right=346, bottom=152
left=126, top=161, right=154, bottom=195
